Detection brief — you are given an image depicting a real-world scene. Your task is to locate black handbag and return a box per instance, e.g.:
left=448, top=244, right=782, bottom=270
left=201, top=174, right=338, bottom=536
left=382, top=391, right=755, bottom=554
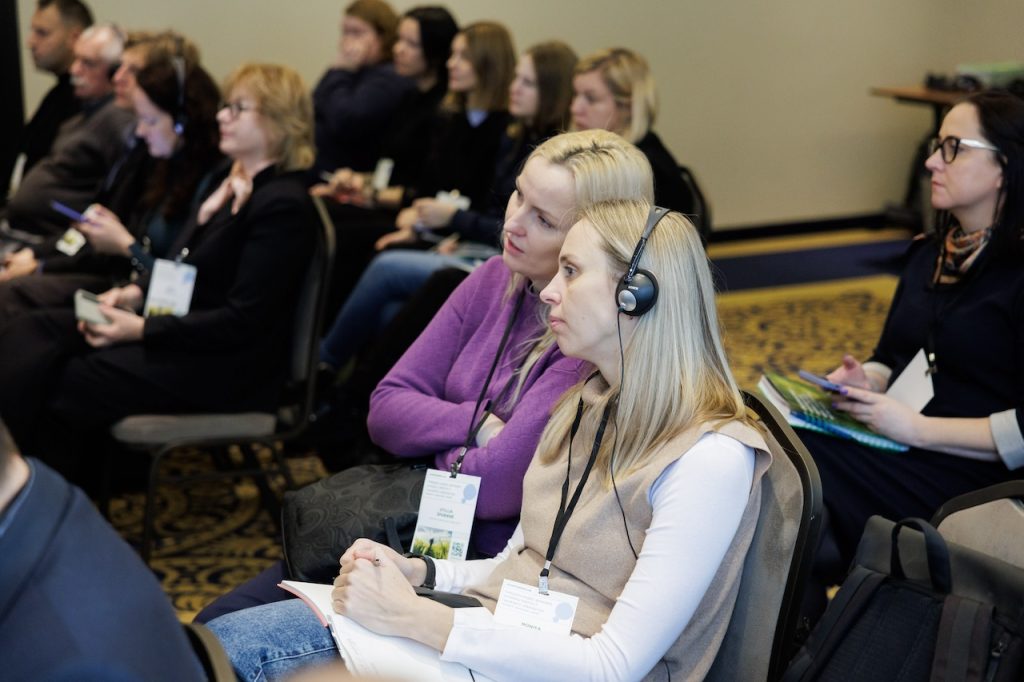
left=281, top=463, right=428, bottom=583
left=783, top=517, right=1024, bottom=682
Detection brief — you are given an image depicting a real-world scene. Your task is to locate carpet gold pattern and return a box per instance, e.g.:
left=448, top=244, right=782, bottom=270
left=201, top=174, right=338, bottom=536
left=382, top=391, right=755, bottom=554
left=112, top=266, right=898, bottom=621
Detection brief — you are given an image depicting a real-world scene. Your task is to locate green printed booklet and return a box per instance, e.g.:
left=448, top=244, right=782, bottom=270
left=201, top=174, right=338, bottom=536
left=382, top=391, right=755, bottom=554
left=758, top=372, right=909, bottom=452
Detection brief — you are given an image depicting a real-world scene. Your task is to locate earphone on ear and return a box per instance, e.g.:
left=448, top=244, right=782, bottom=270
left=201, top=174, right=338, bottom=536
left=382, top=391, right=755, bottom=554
left=615, top=205, right=669, bottom=316
left=171, top=37, right=187, bottom=136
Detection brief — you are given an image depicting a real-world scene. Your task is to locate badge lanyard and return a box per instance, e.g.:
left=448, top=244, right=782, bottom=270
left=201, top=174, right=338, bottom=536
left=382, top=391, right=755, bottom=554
left=539, top=397, right=613, bottom=594
left=450, top=287, right=527, bottom=477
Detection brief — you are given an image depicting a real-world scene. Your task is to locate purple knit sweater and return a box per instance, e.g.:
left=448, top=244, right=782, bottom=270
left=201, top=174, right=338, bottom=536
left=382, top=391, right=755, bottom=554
left=369, top=256, right=588, bottom=555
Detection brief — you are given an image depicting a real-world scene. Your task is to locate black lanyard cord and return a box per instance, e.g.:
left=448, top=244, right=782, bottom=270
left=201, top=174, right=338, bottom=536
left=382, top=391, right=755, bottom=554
left=539, top=398, right=613, bottom=594
left=450, top=287, right=527, bottom=476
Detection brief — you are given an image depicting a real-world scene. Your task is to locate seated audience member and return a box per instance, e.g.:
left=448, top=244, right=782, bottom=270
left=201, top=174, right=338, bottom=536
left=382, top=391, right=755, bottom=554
left=312, top=5, right=458, bottom=198
left=0, top=416, right=205, bottom=681
left=0, top=63, right=316, bottom=488
left=2, top=23, right=132, bottom=244
left=0, top=45, right=221, bottom=299
left=208, top=200, right=771, bottom=681
left=316, top=20, right=515, bottom=314
left=571, top=48, right=696, bottom=220
left=318, top=40, right=578, bottom=374
left=802, top=90, right=1024, bottom=606
left=312, top=0, right=415, bottom=177
left=194, top=129, right=655, bottom=623
left=10, top=0, right=93, bottom=187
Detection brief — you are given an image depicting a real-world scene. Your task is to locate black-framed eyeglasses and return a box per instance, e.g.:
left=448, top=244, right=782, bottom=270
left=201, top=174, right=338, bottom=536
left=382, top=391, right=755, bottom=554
left=928, top=136, right=1000, bottom=164
left=218, top=100, right=257, bottom=119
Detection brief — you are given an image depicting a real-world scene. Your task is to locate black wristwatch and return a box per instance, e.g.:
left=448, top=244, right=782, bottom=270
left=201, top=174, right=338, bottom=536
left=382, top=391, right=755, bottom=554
left=404, top=552, right=436, bottom=589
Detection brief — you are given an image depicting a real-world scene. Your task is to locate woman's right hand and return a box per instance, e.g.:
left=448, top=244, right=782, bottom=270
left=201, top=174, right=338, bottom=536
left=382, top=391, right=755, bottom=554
left=826, top=354, right=876, bottom=391
left=339, top=539, right=424, bottom=587
left=76, top=204, right=135, bottom=256
left=98, top=284, right=144, bottom=311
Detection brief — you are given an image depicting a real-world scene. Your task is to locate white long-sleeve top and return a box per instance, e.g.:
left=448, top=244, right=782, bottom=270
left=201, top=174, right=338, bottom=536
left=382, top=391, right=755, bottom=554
left=434, top=431, right=756, bottom=681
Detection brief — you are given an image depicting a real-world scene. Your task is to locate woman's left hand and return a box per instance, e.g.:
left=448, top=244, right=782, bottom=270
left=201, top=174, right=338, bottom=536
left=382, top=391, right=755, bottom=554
left=0, top=248, right=39, bottom=281
left=832, top=386, right=925, bottom=446
left=78, top=304, right=145, bottom=347
left=331, top=549, right=421, bottom=637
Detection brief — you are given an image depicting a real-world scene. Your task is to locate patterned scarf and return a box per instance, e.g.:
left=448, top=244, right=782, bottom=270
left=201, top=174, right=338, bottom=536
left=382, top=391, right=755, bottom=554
left=936, top=225, right=993, bottom=284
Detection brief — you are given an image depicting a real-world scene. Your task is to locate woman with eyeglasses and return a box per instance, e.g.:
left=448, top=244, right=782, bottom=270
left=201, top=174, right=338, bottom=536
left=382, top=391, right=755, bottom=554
left=0, top=63, right=317, bottom=489
left=801, top=90, right=1024, bottom=601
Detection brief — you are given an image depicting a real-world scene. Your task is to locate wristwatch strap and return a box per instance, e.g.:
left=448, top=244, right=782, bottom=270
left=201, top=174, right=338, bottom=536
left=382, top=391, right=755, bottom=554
left=404, top=552, right=436, bottom=589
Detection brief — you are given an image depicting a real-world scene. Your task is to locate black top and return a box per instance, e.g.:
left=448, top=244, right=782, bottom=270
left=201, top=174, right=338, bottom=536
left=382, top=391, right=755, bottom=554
left=635, top=131, right=695, bottom=217
left=448, top=129, right=553, bottom=247
left=871, top=238, right=1024, bottom=434
left=412, top=109, right=511, bottom=211
left=20, top=73, right=80, bottom=177
left=312, top=63, right=416, bottom=176
left=381, top=82, right=448, bottom=189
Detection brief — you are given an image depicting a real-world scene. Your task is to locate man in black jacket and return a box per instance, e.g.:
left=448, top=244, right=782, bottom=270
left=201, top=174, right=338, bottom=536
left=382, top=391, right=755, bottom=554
left=13, top=0, right=94, bottom=187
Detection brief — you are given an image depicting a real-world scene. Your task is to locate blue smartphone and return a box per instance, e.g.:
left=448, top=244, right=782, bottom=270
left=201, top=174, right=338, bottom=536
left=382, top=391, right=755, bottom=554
left=50, top=200, right=87, bottom=223
left=798, top=370, right=845, bottom=393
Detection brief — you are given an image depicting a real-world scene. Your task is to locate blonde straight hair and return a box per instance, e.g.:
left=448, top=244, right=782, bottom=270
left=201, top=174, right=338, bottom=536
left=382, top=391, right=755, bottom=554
left=501, top=130, right=655, bottom=404
left=573, top=48, right=657, bottom=144
left=537, top=201, right=757, bottom=482
left=223, top=63, right=315, bottom=171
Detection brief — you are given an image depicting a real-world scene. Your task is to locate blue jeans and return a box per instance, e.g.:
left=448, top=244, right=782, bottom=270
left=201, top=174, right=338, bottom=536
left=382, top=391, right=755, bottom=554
left=319, top=250, right=471, bottom=370
left=206, top=599, right=339, bottom=681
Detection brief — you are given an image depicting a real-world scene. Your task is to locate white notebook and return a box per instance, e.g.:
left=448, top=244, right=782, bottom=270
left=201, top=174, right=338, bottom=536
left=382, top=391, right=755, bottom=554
left=279, top=580, right=495, bottom=682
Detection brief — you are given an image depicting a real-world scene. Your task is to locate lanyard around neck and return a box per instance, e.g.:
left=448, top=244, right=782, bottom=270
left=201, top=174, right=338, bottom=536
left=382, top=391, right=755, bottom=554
left=450, top=287, right=527, bottom=477
left=539, top=397, right=613, bottom=594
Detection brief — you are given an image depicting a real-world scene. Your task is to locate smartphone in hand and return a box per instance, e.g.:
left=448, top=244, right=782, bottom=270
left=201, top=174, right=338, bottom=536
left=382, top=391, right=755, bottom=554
left=50, top=200, right=88, bottom=223
left=798, top=369, right=845, bottom=393
left=74, top=289, right=111, bottom=325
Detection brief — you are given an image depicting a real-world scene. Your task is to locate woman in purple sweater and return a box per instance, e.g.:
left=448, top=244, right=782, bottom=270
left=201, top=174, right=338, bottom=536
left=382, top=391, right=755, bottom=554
left=196, top=129, right=654, bottom=621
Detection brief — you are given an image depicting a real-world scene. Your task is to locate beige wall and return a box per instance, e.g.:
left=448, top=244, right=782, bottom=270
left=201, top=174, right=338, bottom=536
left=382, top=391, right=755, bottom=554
left=16, top=0, right=1024, bottom=229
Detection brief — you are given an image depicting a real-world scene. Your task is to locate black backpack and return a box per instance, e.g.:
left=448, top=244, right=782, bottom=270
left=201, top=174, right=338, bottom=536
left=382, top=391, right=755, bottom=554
left=783, top=516, right=1024, bottom=682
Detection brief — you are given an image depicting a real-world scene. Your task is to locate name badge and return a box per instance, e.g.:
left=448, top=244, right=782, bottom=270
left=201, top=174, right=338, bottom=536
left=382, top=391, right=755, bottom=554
left=435, top=190, right=471, bottom=211
left=55, top=228, right=86, bottom=256
left=371, top=157, right=395, bottom=191
left=144, top=258, right=197, bottom=318
left=410, top=469, right=480, bottom=561
left=493, top=579, right=579, bottom=636
left=886, top=348, right=934, bottom=413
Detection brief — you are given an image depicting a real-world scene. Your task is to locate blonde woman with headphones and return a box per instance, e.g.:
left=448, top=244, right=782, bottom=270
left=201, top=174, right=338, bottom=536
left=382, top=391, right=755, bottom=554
left=210, top=199, right=771, bottom=681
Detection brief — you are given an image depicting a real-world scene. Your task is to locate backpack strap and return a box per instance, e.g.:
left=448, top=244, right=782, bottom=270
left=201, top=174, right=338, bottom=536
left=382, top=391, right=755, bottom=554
left=782, top=565, right=886, bottom=681
left=931, top=594, right=993, bottom=682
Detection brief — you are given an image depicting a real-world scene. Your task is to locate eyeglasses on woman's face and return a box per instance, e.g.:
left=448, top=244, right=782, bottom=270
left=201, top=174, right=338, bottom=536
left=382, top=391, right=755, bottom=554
left=928, top=135, right=1000, bottom=164
left=218, top=100, right=258, bottom=119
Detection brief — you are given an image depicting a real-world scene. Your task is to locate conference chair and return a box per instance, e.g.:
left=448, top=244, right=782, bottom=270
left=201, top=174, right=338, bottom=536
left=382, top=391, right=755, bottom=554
left=705, top=390, right=823, bottom=682
left=184, top=622, right=235, bottom=682
left=105, top=195, right=336, bottom=564
left=679, top=164, right=712, bottom=243
left=931, top=480, right=1024, bottom=569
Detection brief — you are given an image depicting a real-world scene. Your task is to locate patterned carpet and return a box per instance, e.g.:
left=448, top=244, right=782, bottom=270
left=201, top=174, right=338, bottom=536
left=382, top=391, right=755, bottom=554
left=111, top=231, right=903, bottom=621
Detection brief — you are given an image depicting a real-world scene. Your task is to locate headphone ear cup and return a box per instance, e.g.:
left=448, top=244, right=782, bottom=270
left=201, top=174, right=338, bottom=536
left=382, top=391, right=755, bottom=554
left=616, top=269, right=659, bottom=316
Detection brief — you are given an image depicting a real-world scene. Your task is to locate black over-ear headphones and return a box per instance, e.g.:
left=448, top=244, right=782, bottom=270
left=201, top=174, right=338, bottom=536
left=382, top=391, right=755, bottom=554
left=616, top=205, right=670, bottom=316
left=171, top=37, right=187, bottom=135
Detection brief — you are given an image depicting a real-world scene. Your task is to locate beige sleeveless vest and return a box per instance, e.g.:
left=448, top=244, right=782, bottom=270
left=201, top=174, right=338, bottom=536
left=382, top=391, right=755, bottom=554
left=464, top=415, right=771, bottom=681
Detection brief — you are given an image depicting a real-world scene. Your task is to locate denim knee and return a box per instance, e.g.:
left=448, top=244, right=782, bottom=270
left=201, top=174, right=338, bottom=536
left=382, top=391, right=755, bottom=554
left=207, top=599, right=339, bottom=682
